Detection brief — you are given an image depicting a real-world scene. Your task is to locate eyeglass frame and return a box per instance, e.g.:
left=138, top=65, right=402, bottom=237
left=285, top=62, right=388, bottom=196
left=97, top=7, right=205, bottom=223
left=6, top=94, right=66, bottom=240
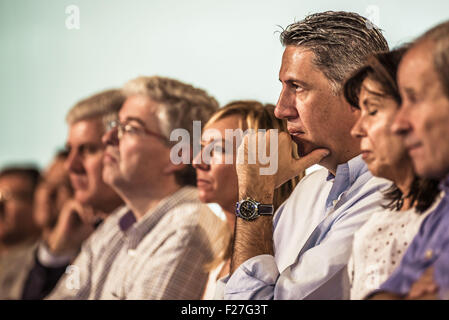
left=106, top=119, right=167, bottom=142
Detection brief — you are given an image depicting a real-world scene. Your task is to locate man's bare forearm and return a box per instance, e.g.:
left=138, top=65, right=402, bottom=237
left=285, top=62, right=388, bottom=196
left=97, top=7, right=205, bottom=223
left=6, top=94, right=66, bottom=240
left=230, top=216, right=274, bottom=274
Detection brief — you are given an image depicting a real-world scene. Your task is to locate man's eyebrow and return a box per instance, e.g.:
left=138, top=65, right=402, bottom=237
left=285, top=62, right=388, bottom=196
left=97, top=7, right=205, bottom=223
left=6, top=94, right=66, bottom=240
left=403, top=87, right=416, bottom=95
left=124, top=116, right=147, bottom=127
left=282, top=78, right=310, bottom=88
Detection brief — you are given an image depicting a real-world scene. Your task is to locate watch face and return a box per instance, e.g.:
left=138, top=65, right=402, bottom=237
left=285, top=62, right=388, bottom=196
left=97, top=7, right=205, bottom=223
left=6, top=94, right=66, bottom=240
left=238, top=200, right=258, bottom=220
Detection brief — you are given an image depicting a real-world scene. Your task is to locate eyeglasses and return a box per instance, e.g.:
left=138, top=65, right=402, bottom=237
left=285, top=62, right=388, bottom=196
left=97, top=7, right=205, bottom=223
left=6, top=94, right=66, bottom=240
left=107, top=120, right=167, bottom=141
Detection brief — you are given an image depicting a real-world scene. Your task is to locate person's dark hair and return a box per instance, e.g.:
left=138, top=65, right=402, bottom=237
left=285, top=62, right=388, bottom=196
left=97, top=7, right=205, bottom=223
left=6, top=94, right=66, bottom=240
left=280, top=11, right=389, bottom=93
left=383, top=177, right=440, bottom=213
left=0, top=166, right=42, bottom=194
left=344, top=47, right=407, bottom=108
left=343, top=48, right=440, bottom=213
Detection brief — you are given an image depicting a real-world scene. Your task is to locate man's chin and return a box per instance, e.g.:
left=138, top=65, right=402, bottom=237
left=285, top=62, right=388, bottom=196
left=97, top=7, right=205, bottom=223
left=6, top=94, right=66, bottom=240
left=292, top=139, right=317, bottom=157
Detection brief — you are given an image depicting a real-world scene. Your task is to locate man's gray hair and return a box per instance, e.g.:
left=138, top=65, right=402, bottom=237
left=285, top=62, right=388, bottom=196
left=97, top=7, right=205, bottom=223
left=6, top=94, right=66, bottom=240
left=66, top=89, right=125, bottom=130
left=122, top=76, right=219, bottom=140
left=122, top=76, right=219, bottom=186
left=280, top=11, right=389, bottom=93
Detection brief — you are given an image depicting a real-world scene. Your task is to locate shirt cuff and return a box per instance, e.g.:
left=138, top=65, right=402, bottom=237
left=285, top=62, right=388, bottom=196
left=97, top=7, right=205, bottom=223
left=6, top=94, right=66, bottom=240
left=224, top=254, right=279, bottom=300
left=37, top=241, right=75, bottom=268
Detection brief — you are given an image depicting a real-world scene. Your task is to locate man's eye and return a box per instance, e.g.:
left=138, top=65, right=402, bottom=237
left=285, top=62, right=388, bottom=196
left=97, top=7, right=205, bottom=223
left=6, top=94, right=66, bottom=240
left=368, top=110, right=378, bottom=116
left=408, top=94, right=417, bottom=104
left=291, top=83, right=304, bottom=92
left=124, top=124, right=140, bottom=134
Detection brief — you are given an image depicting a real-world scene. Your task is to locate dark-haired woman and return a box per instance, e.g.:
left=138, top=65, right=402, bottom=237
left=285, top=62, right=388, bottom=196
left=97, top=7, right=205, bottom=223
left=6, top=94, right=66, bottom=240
left=344, top=48, right=441, bottom=299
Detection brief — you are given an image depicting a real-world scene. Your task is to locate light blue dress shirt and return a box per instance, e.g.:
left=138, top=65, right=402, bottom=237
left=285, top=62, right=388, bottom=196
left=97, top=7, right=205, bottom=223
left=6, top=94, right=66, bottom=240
left=220, top=155, right=390, bottom=300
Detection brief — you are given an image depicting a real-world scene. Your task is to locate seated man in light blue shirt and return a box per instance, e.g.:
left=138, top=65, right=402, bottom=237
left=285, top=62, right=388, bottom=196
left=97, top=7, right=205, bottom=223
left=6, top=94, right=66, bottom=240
left=219, top=11, right=391, bottom=300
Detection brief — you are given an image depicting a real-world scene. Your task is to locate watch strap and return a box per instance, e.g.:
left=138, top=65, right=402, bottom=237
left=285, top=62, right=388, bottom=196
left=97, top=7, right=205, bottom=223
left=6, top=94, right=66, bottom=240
left=258, top=204, right=274, bottom=215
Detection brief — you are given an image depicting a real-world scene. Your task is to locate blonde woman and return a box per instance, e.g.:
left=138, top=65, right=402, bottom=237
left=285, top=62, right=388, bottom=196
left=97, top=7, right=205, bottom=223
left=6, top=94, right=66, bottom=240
left=193, top=100, right=304, bottom=299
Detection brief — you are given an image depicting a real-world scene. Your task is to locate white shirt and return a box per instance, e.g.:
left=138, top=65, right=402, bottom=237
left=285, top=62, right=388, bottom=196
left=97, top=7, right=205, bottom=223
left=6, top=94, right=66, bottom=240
left=220, top=155, right=390, bottom=299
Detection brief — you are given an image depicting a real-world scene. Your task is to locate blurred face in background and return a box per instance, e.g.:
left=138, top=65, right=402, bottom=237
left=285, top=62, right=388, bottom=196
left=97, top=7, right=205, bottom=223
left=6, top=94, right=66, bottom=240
left=351, top=78, right=410, bottom=179
left=33, top=155, right=73, bottom=229
left=193, top=115, right=240, bottom=212
left=393, top=41, right=449, bottom=179
left=0, top=174, right=37, bottom=245
left=65, top=118, right=121, bottom=212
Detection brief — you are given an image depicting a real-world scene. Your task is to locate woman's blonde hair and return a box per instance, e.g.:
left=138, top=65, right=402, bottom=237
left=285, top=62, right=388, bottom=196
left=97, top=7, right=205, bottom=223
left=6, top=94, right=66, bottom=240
left=205, top=100, right=305, bottom=271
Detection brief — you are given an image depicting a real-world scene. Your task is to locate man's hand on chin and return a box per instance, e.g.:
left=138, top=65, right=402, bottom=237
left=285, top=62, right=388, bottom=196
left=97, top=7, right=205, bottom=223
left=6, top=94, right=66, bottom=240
left=231, top=130, right=330, bottom=274
left=237, top=130, right=330, bottom=202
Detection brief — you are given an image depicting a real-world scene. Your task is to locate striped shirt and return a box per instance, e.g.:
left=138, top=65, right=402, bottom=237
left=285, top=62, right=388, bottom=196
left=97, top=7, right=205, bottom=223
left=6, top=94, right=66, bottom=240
left=46, top=186, right=226, bottom=299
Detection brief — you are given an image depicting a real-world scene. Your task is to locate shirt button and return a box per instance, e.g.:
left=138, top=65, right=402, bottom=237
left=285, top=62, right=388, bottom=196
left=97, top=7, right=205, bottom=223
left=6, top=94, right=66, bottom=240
left=425, top=249, right=433, bottom=259
left=128, top=249, right=137, bottom=257
left=332, top=200, right=338, bottom=206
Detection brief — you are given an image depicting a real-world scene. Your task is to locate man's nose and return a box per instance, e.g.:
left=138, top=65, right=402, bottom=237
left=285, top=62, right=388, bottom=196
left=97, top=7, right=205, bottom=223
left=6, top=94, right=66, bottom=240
left=275, top=89, right=298, bottom=120
left=64, top=149, right=84, bottom=174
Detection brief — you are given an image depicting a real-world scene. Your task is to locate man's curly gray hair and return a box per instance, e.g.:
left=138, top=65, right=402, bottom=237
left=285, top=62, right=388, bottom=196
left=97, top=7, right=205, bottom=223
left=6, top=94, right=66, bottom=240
left=122, top=76, right=219, bottom=186
left=280, top=11, right=389, bottom=94
left=122, top=76, right=219, bottom=140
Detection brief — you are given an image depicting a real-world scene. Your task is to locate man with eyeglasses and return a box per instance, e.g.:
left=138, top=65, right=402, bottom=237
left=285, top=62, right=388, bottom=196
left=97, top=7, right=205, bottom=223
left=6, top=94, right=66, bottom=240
left=0, top=167, right=41, bottom=299
left=44, top=76, right=226, bottom=300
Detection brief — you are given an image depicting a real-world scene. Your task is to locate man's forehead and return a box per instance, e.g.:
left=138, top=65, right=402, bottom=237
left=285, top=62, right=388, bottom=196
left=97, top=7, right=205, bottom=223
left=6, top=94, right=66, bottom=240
left=0, top=175, right=32, bottom=190
left=119, top=95, right=160, bottom=125
left=67, top=119, right=103, bottom=145
left=399, top=43, right=435, bottom=85
left=280, top=46, right=323, bottom=80
left=69, top=118, right=103, bottom=134
left=281, top=47, right=314, bottom=67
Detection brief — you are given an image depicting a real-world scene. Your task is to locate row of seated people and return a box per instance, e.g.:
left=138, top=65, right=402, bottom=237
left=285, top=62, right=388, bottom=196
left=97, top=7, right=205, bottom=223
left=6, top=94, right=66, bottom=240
left=0, top=10, right=448, bottom=300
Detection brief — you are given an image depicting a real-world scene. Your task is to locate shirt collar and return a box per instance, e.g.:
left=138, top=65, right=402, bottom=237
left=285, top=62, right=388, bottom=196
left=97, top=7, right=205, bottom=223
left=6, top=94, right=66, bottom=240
left=325, top=154, right=368, bottom=210
left=117, top=186, right=199, bottom=249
